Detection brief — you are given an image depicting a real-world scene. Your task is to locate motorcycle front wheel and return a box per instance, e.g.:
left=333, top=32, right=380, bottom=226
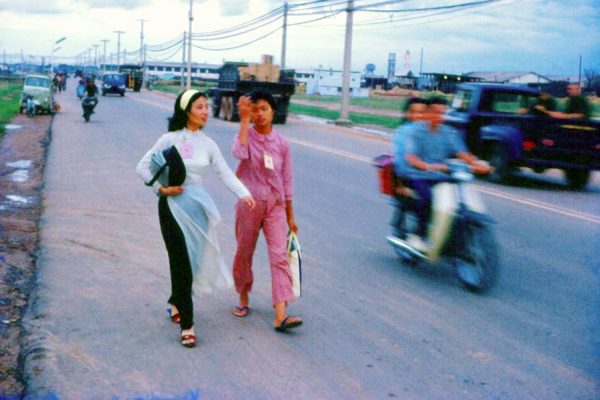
left=455, top=224, right=499, bottom=293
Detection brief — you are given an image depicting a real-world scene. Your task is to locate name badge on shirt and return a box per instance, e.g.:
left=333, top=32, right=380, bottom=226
left=263, top=152, right=274, bottom=170
left=180, top=141, right=194, bottom=159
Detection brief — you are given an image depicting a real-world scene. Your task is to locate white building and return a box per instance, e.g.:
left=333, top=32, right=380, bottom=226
left=304, top=68, right=369, bottom=97
left=466, top=71, right=552, bottom=85
left=101, top=61, right=221, bottom=80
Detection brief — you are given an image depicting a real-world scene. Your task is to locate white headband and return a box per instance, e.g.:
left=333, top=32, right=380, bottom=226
left=180, top=89, right=200, bottom=111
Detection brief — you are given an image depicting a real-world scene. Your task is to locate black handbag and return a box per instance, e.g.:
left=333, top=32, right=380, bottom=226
left=145, top=145, right=186, bottom=187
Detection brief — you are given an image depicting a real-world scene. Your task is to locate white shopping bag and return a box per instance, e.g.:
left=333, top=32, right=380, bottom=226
left=287, top=232, right=302, bottom=298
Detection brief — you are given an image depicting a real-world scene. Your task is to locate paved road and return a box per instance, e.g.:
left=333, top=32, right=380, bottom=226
left=23, top=81, right=599, bottom=399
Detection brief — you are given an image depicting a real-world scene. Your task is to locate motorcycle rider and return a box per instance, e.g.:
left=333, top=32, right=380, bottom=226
left=84, top=77, right=99, bottom=97
left=403, top=97, right=490, bottom=252
left=82, top=77, right=99, bottom=119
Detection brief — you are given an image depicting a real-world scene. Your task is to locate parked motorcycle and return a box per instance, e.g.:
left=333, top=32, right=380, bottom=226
left=383, top=160, right=500, bottom=292
left=81, top=95, right=98, bottom=122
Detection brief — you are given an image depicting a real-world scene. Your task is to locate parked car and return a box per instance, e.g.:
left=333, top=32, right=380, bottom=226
left=445, top=83, right=600, bottom=189
left=20, top=74, right=55, bottom=114
left=101, top=73, right=126, bottom=96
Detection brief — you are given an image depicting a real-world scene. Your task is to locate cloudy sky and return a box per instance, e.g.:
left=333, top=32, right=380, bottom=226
left=0, top=0, right=598, bottom=77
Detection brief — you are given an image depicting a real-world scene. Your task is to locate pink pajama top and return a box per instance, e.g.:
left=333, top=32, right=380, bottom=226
left=232, top=127, right=293, bottom=203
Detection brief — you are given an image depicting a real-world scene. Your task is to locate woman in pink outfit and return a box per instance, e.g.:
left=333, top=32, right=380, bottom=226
left=231, top=91, right=302, bottom=332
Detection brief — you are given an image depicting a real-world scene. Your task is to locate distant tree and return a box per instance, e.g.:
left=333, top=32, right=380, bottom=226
left=584, top=68, right=600, bottom=95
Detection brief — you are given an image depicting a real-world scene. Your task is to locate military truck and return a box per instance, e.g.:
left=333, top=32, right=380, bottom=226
left=211, top=55, right=295, bottom=124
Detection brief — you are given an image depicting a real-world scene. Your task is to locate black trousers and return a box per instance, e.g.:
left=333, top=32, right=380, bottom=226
left=158, top=196, right=194, bottom=330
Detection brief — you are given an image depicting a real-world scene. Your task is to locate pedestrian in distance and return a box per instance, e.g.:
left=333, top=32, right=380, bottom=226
left=231, top=90, right=303, bottom=333
left=136, top=89, right=255, bottom=348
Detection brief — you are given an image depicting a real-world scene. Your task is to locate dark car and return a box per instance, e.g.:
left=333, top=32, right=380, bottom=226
left=101, top=73, right=126, bottom=96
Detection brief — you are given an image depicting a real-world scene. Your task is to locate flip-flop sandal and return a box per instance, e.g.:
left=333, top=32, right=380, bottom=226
left=181, top=333, right=196, bottom=348
left=274, top=316, right=303, bottom=332
left=232, top=305, right=250, bottom=317
left=166, top=308, right=180, bottom=324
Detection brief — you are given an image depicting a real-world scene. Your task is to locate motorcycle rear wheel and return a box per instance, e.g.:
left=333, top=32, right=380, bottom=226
left=456, top=224, right=499, bottom=293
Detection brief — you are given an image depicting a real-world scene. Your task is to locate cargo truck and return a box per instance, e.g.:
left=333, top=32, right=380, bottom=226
left=210, top=55, right=295, bottom=124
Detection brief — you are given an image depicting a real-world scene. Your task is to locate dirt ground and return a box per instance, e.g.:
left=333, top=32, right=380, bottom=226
left=0, top=113, right=51, bottom=398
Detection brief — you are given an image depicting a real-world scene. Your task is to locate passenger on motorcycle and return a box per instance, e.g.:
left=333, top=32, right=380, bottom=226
left=400, top=97, right=490, bottom=252
left=391, top=97, right=428, bottom=236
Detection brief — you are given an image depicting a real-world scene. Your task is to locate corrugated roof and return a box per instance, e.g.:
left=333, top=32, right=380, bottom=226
left=465, top=71, right=538, bottom=82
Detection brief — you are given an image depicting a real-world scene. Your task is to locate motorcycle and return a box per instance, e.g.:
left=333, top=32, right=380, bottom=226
left=81, top=95, right=98, bottom=122
left=383, top=160, right=500, bottom=292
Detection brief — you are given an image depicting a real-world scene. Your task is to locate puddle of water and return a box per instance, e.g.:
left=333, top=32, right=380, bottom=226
left=3, top=124, right=22, bottom=130
left=6, top=195, right=31, bottom=204
left=9, top=170, right=29, bottom=183
left=7, top=160, right=32, bottom=169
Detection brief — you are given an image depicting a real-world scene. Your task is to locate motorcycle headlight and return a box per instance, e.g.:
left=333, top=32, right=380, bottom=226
left=118, top=85, right=125, bottom=89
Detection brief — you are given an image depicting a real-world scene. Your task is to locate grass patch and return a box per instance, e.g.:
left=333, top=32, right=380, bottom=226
left=294, top=92, right=453, bottom=111
left=152, top=80, right=216, bottom=95
left=289, top=103, right=400, bottom=128
left=0, top=80, right=23, bottom=138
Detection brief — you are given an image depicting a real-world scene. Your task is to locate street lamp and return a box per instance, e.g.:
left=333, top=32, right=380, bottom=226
left=50, top=36, right=66, bottom=75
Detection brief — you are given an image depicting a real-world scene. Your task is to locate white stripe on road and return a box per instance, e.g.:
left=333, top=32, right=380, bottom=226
left=130, top=95, right=172, bottom=111
left=471, top=185, right=600, bottom=224
left=288, top=138, right=372, bottom=163
left=288, top=138, right=600, bottom=225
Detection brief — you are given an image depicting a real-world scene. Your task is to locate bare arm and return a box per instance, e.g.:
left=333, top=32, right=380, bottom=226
left=285, top=200, right=298, bottom=233
left=405, top=153, right=448, bottom=172
left=237, top=96, right=252, bottom=146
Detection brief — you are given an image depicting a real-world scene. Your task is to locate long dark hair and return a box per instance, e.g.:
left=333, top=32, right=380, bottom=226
left=168, top=90, right=206, bottom=132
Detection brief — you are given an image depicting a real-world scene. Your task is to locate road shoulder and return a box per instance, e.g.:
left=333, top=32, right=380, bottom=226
left=0, top=113, right=52, bottom=397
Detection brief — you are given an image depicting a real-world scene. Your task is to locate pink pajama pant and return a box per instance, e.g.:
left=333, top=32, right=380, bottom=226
left=233, top=197, right=294, bottom=305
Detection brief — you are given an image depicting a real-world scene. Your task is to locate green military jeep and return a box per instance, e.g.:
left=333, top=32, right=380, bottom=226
left=20, top=74, right=55, bottom=114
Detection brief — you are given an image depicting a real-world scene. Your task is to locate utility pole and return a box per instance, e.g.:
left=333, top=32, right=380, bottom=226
left=337, top=0, right=354, bottom=125
left=138, top=19, right=148, bottom=65
left=181, top=31, right=187, bottom=88
left=419, top=47, right=423, bottom=75
left=114, top=30, right=125, bottom=68
left=281, top=1, right=288, bottom=70
left=578, top=54, right=582, bottom=86
left=92, top=44, right=99, bottom=68
left=187, top=0, right=194, bottom=89
left=101, top=39, right=109, bottom=71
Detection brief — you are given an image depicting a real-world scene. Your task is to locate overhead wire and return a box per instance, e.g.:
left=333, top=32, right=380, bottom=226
left=192, top=6, right=284, bottom=38
left=192, top=26, right=282, bottom=51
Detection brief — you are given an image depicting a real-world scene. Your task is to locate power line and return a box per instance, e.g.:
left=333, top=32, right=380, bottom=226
left=357, top=0, right=500, bottom=12
left=192, top=26, right=282, bottom=51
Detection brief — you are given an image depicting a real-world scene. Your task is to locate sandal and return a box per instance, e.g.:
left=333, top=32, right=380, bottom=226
left=166, top=308, right=180, bottom=324
left=232, top=305, right=250, bottom=318
left=274, top=316, right=303, bottom=333
left=181, top=333, right=196, bottom=348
